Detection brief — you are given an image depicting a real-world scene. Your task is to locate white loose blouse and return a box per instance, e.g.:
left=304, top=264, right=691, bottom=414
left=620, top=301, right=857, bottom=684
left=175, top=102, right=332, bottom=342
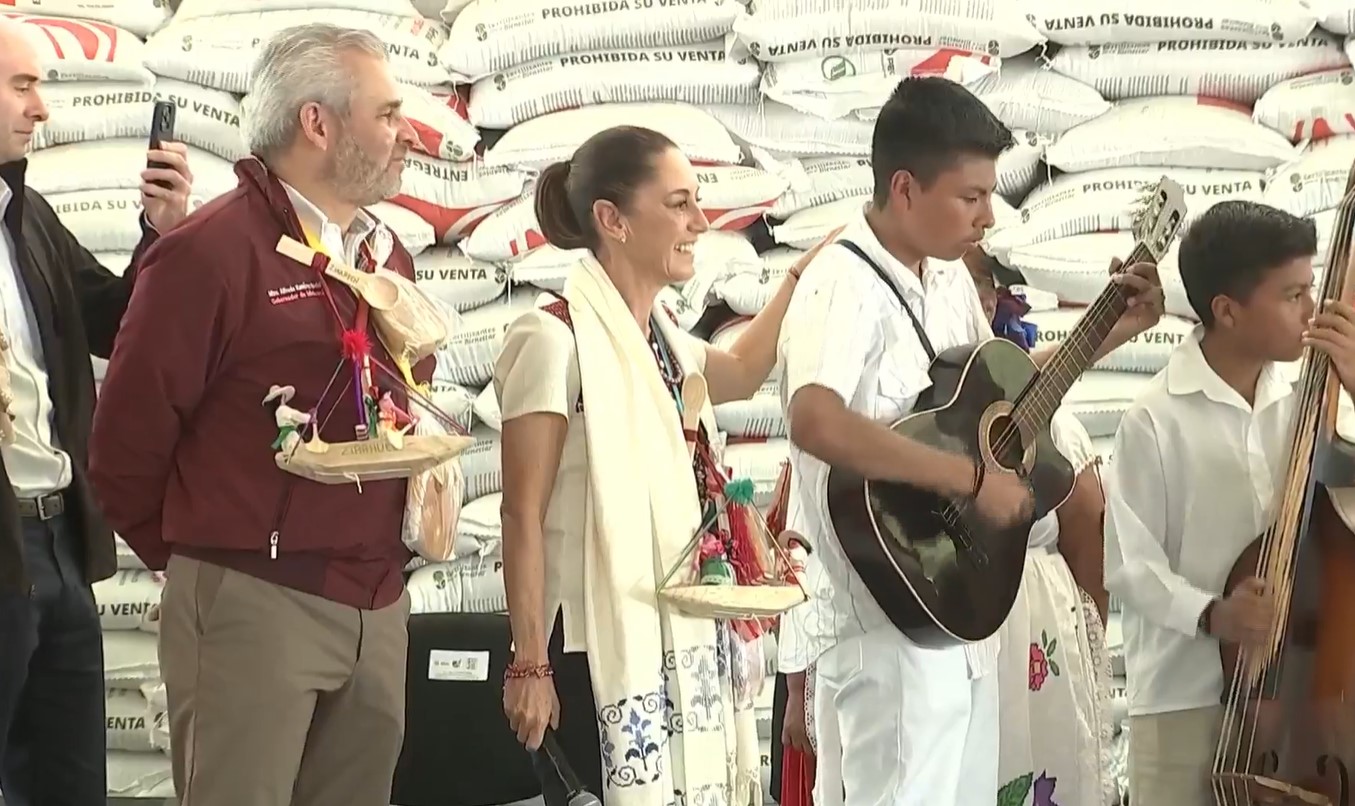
left=493, top=303, right=709, bottom=654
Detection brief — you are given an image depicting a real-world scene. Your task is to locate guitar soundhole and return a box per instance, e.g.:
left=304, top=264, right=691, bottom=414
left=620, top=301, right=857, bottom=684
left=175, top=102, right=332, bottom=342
left=983, top=413, right=1026, bottom=471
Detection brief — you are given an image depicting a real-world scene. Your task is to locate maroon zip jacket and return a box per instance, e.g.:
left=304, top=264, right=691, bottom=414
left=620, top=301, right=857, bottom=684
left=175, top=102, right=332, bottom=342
left=88, top=158, right=432, bottom=610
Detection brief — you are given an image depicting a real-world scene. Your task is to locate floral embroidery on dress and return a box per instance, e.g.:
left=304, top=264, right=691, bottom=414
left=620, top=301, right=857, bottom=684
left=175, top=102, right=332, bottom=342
left=1029, top=629, right=1061, bottom=691
left=599, top=687, right=669, bottom=787
left=560, top=303, right=756, bottom=806
left=997, top=770, right=1061, bottom=806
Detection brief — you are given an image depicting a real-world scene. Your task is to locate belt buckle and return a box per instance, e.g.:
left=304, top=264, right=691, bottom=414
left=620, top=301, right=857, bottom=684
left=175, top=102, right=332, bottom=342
left=35, top=494, right=55, bottom=521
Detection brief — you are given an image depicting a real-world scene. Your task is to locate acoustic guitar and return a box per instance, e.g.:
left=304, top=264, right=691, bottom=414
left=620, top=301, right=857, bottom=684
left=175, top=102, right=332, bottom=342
left=826, top=177, right=1187, bottom=647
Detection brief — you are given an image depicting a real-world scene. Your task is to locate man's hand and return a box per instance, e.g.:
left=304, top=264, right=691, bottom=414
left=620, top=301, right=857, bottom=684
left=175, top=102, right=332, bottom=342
left=141, top=141, right=194, bottom=233
left=1306, top=300, right=1355, bottom=394
left=1209, top=577, right=1274, bottom=650
left=972, top=468, right=1034, bottom=529
left=1106, top=258, right=1166, bottom=347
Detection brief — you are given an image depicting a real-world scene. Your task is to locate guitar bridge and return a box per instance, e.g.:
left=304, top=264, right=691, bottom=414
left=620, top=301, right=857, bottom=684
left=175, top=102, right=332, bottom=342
left=939, top=505, right=989, bottom=567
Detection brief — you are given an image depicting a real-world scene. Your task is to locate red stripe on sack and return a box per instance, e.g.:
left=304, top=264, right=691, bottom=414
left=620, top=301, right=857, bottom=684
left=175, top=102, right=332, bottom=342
left=407, top=118, right=446, bottom=160
left=387, top=195, right=476, bottom=242
left=910, top=48, right=991, bottom=76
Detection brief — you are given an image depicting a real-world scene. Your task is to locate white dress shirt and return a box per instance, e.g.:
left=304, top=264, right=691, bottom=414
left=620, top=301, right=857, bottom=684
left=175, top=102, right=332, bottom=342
left=0, top=184, right=72, bottom=497
left=777, top=206, right=999, bottom=675
left=1104, top=326, right=1352, bottom=716
left=281, top=183, right=377, bottom=267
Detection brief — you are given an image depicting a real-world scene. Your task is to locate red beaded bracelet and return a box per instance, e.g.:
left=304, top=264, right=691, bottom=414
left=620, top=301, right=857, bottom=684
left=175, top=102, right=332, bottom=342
left=504, top=662, right=553, bottom=680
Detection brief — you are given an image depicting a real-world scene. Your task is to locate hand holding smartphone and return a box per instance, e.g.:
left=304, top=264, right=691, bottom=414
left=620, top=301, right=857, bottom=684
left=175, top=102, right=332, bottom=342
left=147, top=100, right=176, bottom=190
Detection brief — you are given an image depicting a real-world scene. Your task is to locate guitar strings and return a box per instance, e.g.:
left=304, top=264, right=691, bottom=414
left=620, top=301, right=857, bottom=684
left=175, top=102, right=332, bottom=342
left=940, top=209, right=1157, bottom=561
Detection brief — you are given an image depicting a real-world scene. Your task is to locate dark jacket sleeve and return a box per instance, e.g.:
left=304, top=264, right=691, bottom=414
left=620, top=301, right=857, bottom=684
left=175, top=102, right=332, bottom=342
left=87, top=223, right=233, bottom=570
left=30, top=190, right=161, bottom=359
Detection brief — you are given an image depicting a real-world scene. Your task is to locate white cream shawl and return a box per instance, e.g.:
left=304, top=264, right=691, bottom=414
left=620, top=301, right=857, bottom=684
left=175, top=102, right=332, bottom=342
left=565, top=254, right=759, bottom=806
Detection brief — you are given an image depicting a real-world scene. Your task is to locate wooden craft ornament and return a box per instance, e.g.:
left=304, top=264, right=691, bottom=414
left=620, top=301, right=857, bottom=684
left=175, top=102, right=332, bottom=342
left=657, top=373, right=810, bottom=620
left=275, top=235, right=399, bottom=311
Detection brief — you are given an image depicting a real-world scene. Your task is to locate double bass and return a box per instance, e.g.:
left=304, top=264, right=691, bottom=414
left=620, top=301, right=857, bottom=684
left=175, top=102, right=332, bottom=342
left=1212, top=162, right=1355, bottom=806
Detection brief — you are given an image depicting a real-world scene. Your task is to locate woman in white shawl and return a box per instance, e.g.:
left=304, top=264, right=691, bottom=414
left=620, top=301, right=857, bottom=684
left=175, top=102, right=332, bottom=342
left=495, top=125, right=833, bottom=806
left=964, top=250, right=1116, bottom=806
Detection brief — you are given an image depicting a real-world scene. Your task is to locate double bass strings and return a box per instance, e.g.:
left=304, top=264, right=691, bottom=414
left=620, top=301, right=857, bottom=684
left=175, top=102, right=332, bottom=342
left=1215, top=193, right=1348, bottom=806
left=1211, top=173, right=1355, bottom=806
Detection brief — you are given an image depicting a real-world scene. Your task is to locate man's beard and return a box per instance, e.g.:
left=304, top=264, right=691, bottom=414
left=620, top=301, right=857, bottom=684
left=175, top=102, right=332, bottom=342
left=324, top=128, right=402, bottom=208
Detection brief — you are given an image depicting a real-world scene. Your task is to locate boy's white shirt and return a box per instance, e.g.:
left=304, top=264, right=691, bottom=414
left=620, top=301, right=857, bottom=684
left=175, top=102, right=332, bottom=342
left=1105, top=325, right=1355, bottom=716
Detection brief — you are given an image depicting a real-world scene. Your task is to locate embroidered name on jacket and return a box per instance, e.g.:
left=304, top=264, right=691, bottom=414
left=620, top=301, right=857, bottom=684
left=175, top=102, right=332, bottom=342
left=267, top=280, right=324, bottom=306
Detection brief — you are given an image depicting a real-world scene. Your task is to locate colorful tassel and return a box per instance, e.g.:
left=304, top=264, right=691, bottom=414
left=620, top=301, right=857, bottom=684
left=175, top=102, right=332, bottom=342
left=724, top=477, right=771, bottom=640
left=340, top=328, right=371, bottom=361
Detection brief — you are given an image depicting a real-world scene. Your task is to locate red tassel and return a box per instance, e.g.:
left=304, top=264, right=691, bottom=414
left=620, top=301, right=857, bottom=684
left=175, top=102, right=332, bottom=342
left=726, top=503, right=764, bottom=588
left=340, top=328, right=371, bottom=360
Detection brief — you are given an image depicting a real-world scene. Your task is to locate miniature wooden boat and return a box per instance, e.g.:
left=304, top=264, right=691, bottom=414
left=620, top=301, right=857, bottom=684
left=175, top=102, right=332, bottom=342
left=277, top=431, right=475, bottom=485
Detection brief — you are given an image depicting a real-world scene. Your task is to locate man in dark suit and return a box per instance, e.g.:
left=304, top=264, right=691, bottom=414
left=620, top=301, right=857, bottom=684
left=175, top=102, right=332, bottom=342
left=0, top=18, right=194, bottom=805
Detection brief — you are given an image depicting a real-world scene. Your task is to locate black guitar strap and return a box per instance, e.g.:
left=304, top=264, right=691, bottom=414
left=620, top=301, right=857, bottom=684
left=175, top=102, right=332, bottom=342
left=837, top=240, right=937, bottom=362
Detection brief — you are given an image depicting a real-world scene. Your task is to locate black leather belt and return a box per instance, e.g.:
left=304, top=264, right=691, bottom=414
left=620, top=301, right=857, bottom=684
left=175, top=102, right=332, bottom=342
left=17, top=491, right=64, bottom=520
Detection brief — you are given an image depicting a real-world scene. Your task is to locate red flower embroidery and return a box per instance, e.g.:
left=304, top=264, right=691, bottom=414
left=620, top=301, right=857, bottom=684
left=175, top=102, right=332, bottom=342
left=1028, top=629, right=1061, bottom=691
left=1029, top=642, right=1049, bottom=691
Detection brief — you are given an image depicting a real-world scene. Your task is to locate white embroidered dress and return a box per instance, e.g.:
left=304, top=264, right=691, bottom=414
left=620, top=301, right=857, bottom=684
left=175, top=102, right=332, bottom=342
left=996, top=410, right=1115, bottom=806
left=495, top=272, right=760, bottom=806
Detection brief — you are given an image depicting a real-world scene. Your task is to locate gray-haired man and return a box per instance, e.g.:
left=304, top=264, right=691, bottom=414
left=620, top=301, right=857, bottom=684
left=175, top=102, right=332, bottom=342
left=88, top=24, right=424, bottom=806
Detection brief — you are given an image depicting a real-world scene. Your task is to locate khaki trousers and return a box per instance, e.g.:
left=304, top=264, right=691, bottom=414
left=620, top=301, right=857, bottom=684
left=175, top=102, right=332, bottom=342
left=159, top=555, right=410, bottom=806
left=1128, top=705, right=1223, bottom=806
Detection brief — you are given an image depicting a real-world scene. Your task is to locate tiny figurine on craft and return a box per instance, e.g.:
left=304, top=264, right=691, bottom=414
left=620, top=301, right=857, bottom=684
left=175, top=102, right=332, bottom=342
left=262, top=236, right=474, bottom=487
left=375, top=391, right=416, bottom=449
left=698, top=533, right=735, bottom=585
left=262, top=385, right=313, bottom=453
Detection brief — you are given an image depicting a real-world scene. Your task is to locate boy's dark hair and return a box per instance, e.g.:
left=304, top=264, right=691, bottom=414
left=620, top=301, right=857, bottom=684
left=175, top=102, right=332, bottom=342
left=870, top=77, right=1014, bottom=207
left=1177, top=200, right=1317, bottom=327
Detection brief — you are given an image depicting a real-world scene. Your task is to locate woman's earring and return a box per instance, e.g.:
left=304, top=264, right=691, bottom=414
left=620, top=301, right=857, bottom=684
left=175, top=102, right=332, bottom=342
left=618, top=232, right=628, bottom=244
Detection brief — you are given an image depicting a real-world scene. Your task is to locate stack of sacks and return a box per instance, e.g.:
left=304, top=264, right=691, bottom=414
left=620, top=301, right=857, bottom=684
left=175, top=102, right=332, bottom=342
left=96, top=568, right=171, bottom=798
left=1039, top=0, right=1351, bottom=277
left=447, top=0, right=776, bottom=305
left=727, top=0, right=1038, bottom=121
left=97, top=560, right=171, bottom=797
left=407, top=553, right=508, bottom=615
left=142, top=0, right=497, bottom=252
left=106, top=515, right=172, bottom=796
left=991, top=1, right=1313, bottom=447
left=709, top=3, right=1081, bottom=315
left=725, top=3, right=1098, bottom=209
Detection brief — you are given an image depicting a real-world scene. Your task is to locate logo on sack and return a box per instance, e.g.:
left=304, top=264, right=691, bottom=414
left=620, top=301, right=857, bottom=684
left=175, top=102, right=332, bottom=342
left=821, top=55, right=857, bottom=82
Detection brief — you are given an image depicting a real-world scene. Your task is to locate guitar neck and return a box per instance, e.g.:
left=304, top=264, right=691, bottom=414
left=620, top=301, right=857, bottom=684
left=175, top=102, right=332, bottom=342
left=1016, top=242, right=1156, bottom=430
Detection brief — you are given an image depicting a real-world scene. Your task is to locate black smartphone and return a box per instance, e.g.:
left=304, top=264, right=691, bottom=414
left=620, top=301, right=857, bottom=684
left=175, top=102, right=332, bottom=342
left=147, top=100, right=176, bottom=190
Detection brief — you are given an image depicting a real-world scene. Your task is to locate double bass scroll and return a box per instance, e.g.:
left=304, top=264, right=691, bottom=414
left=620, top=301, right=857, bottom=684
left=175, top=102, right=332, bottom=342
left=1212, top=161, right=1355, bottom=806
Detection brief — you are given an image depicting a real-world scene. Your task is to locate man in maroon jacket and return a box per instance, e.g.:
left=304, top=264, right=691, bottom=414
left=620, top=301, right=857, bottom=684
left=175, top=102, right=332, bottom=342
left=88, top=23, right=424, bottom=806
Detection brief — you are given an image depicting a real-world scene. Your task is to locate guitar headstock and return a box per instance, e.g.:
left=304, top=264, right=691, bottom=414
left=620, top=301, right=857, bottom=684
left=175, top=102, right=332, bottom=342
left=1131, top=177, right=1187, bottom=263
